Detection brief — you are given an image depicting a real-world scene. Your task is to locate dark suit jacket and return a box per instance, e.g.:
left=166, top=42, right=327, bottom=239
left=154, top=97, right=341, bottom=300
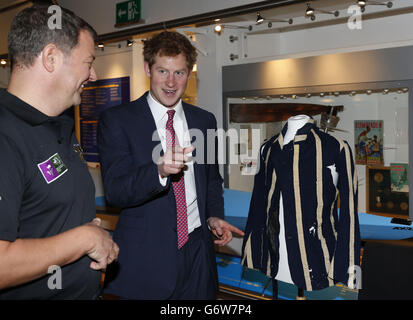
left=97, top=92, right=224, bottom=299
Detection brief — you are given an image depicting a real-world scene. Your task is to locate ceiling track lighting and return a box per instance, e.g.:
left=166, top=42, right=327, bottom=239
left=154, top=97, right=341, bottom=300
left=305, top=3, right=339, bottom=21
left=357, top=0, right=393, bottom=12
left=0, top=59, right=7, bottom=66
left=255, top=11, right=293, bottom=27
left=127, top=39, right=134, bottom=47
left=267, top=18, right=293, bottom=28
left=214, top=24, right=252, bottom=35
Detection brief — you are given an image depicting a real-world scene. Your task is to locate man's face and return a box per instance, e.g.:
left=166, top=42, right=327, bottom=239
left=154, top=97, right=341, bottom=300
left=60, top=30, right=97, bottom=108
left=144, top=53, right=191, bottom=108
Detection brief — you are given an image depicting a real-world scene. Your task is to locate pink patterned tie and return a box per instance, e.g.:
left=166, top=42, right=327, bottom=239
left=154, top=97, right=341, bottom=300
left=166, top=110, right=188, bottom=249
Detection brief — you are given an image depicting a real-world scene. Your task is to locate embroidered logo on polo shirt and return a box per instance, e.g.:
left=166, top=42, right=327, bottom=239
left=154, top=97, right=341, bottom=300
left=37, top=153, right=68, bottom=184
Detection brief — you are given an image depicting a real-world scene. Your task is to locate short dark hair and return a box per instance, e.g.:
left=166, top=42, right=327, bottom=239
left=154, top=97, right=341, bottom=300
left=143, top=31, right=197, bottom=71
left=8, top=4, right=97, bottom=69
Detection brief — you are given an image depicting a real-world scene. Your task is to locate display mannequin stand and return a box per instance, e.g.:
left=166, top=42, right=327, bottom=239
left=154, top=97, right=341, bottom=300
left=296, top=288, right=306, bottom=300
left=272, top=279, right=278, bottom=300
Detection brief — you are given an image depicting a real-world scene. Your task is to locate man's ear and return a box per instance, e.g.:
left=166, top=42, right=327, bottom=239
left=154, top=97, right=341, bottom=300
left=41, top=44, right=62, bottom=73
left=144, top=61, right=151, bottom=78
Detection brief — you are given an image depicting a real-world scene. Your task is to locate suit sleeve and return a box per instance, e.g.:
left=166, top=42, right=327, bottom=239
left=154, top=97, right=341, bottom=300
left=205, top=113, right=224, bottom=220
left=328, top=140, right=361, bottom=288
left=97, top=110, right=168, bottom=208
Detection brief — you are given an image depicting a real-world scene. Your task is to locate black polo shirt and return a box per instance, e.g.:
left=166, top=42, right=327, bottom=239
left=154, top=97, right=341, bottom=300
left=0, top=89, right=101, bottom=299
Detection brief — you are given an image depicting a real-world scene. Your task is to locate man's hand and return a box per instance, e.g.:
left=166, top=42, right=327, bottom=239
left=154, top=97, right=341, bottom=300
left=84, top=218, right=119, bottom=270
left=158, top=145, right=194, bottom=178
left=207, top=217, right=245, bottom=246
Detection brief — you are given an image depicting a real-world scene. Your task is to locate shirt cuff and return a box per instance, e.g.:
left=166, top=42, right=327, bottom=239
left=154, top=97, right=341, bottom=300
left=159, top=174, right=168, bottom=186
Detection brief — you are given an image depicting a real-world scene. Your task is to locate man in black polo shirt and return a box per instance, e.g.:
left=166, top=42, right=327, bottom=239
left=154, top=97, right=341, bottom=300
left=0, top=5, right=119, bottom=299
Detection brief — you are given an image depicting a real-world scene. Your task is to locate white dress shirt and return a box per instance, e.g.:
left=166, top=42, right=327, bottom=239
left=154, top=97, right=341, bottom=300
left=147, top=92, right=201, bottom=234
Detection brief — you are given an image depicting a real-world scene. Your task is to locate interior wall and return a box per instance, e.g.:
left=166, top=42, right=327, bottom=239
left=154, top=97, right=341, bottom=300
left=0, top=66, right=10, bottom=88
left=0, top=2, right=31, bottom=54
left=94, top=46, right=133, bottom=78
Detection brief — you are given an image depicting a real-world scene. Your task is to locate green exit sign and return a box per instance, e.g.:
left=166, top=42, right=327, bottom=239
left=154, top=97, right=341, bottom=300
left=116, top=0, right=142, bottom=26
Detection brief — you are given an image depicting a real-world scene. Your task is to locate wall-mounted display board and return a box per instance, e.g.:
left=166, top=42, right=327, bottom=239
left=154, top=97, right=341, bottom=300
left=366, top=166, right=409, bottom=218
left=77, top=76, right=130, bottom=162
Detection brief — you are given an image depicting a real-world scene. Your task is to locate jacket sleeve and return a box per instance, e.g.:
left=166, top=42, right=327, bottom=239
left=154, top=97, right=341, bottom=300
left=97, top=110, right=169, bottom=209
left=241, top=141, right=271, bottom=271
left=205, top=113, right=224, bottom=220
left=328, top=140, right=361, bottom=289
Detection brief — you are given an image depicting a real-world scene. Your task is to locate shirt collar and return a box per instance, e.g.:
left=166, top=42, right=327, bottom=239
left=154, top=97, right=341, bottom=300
left=147, top=91, right=184, bottom=125
left=276, top=117, right=316, bottom=148
left=0, top=88, right=72, bottom=126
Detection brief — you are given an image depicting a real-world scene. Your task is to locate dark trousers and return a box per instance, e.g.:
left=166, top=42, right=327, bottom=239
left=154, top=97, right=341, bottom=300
left=169, top=227, right=216, bottom=300
left=104, top=227, right=216, bottom=300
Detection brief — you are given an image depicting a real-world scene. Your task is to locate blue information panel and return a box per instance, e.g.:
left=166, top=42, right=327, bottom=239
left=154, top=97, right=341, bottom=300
left=79, top=77, right=130, bottom=162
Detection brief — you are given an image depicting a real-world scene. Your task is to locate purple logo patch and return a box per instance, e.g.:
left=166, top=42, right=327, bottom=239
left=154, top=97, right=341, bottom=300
left=37, top=153, right=68, bottom=184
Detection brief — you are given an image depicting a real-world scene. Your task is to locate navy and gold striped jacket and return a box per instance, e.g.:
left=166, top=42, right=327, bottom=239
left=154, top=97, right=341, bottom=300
left=241, top=120, right=361, bottom=291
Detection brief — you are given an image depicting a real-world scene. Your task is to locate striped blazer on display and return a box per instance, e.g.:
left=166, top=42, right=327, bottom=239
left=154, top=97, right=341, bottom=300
left=241, top=119, right=361, bottom=291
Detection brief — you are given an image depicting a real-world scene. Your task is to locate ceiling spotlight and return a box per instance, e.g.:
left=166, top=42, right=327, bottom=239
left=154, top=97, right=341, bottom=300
left=305, top=3, right=315, bottom=17
left=0, top=59, right=6, bottom=66
left=214, top=24, right=223, bottom=34
left=358, top=0, right=392, bottom=12
left=256, top=12, right=264, bottom=24
left=214, top=24, right=252, bottom=35
left=305, top=2, right=339, bottom=21
left=97, top=42, right=104, bottom=50
left=127, top=40, right=134, bottom=47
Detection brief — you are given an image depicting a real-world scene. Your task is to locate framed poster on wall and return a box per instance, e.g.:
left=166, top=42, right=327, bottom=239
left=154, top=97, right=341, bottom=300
left=354, top=120, right=384, bottom=165
left=366, top=166, right=409, bottom=218
left=76, top=76, right=130, bottom=163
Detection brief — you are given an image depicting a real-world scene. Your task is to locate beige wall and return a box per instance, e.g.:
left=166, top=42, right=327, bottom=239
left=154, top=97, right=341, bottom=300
left=0, top=2, right=31, bottom=54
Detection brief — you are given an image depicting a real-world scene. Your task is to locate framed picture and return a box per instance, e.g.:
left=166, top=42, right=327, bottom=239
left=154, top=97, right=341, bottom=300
left=390, top=163, right=409, bottom=193
left=366, top=166, right=409, bottom=218
left=354, top=120, right=384, bottom=165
